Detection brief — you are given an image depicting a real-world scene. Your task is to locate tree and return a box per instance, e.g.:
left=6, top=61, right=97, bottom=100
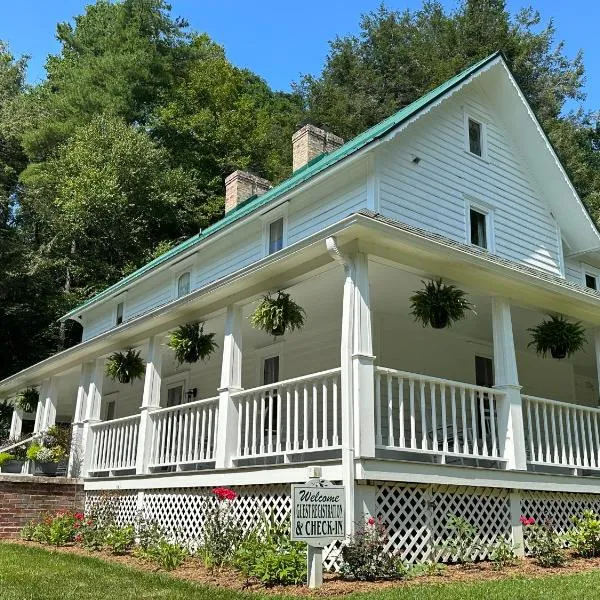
left=21, top=114, right=198, bottom=292
left=153, top=34, right=303, bottom=222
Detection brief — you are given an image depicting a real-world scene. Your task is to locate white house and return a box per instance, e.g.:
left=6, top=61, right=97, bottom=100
left=3, top=52, right=600, bottom=564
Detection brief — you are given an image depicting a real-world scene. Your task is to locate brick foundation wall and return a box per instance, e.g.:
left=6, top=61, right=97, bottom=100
left=0, top=475, right=84, bottom=538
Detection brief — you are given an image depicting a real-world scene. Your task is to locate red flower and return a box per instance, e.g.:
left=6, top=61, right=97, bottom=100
left=213, top=487, right=237, bottom=501
left=74, top=512, right=84, bottom=521
left=74, top=534, right=82, bottom=543
left=367, top=517, right=376, bottom=526
left=520, top=515, right=535, bottom=526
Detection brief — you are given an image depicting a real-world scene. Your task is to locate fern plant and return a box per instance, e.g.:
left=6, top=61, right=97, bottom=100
left=105, top=349, right=145, bottom=384
left=528, top=314, right=586, bottom=359
left=410, top=279, right=475, bottom=329
left=167, top=321, right=218, bottom=365
left=250, top=291, right=306, bottom=337
left=15, top=387, right=39, bottom=413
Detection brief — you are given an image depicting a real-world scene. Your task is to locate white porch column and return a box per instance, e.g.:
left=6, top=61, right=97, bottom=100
left=594, top=329, right=600, bottom=406
left=9, top=406, right=24, bottom=439
left=215, top=304, right=243, bottom=469
left=43, top=377, right=59, bottom=431
left=33, top=380, right=50, bottom=433
left=492, top=297, right=527, bottom=470
left=136, top=337, right=163, bottom=474
left=351, top=253, right=376, bottom=459
left=68, top=362, right=92, bottom=477
left=81, top=358, right=105, bottom=476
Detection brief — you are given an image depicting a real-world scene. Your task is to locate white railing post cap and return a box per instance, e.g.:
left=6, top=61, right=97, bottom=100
left=307, top=465, right=322, bottom=479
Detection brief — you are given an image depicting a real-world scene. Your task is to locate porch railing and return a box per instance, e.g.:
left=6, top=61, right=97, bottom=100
left=523, top=395, right=600, bottom=471
left=89, top=415, right=140, bottom=473
left=148, top=397, right=219, bottom=469
left=232, top=368, right=342, bottom=459
left=375, top=367, right=504, bottom=461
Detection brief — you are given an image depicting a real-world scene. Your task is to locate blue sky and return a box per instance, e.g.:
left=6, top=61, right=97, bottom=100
left=0, top=0, right=598, bottom=111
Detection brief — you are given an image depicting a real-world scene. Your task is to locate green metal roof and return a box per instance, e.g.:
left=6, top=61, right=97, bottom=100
left=62, top=51, right=502, bottom=321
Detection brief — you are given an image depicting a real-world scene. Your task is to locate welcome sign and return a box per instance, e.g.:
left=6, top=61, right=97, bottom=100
left=291, top=483, right=345, bottom=547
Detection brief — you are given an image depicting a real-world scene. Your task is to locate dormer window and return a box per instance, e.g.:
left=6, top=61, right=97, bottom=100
left=115, top=301, right=124, bottom=325
left=268, top=218, right=284, bottom=254
left=177, top=272, right=191, bottom=298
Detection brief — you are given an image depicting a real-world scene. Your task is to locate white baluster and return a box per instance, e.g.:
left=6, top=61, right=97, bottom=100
left=431, top=382, right=438, bottom=452
left=420, top=380, right=427, bottom=451
left=332, top=379, right=339, bottom=447
left=441, top=384, right=448, bottom=454
left=470, top=389, right=479, bottom=456
left=461, top=388, right=468, bottom=454
left=375, top=373, right=383, bottom=446
left=312, top=383, right=318, bottom=449
left=398, top=377, right=405, bottom=448
left=387, top=374, right=394, bottom=447
left=286, top=388, right=292, bottom=452
left=451, top=387, right=458, bottom=454
left=322, top=380, right=328, bottom=448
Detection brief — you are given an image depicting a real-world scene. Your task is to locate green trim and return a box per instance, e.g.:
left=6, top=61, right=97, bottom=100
left=62, top=52, right=502, bottom=321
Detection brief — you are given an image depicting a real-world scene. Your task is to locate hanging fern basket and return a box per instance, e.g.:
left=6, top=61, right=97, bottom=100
left=15, top=388, right=39, bottom=413
left=105, top=349, right=146, bottom=384
left=250, top=290, right=306, bottom=337
left=167, top=321, right=218, bottom=365
left=528, top=314, right=586, bottom=360
left=409, top=279, right=475, bottom=329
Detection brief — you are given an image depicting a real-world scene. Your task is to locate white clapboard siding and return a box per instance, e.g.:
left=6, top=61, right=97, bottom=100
left=564, top=259, right=584, bottom=286
left=378, top=89, right=562, bottom=276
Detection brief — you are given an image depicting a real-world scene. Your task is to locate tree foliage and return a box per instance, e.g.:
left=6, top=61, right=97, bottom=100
left=0, top=0, right=598, bottom=381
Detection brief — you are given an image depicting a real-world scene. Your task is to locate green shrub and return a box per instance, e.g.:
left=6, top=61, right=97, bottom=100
left=523, top=519, right=566, bottom=567
left=438, top=515, right=485, bottom=565
left=567, top=510, right=600, bottom=558
left=340, top=517, right=407, bottom=581
left=0, top=452, right=14, bottom=466
left=104, top=524, right=136, bottom=555
left=235, top=517, right=306, bottom=586
left=489, top=537, right=520, bottom=569
left=20, top=521, right=37, bottom=541
left=199, top=488, right=243, bottom=569
left=146, top=540, right=188, bottom=571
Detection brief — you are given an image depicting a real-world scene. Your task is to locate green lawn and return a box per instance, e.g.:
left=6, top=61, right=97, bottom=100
left=2, top=543, right=600, bottom=600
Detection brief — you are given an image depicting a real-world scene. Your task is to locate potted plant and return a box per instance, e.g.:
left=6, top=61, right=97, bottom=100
left=528, top=314, right=586, bottom=359
left=15, top=387, right=39, bottom=413
left=409, top=279, right=475, bottom=329
left=0, top=437, right=28, bottom=473
left=105, top=349, right=145, bottom=384
left=250, top=290, right=306, bottom=337
left=27, top=425, right=70, bottom=476
left=167, top=321, right=218, bottom=365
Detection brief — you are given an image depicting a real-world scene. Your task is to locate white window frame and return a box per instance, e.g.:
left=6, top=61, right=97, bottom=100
left=102, top=391, right=119, bottom=420
left=465, top=197, right=495, bottom=252
left=464, top=111, right=488, bottom=161
left=112, top=294, right=127, bottom=327
left=176, top=271, right=191, bottom=299
left=581, top=263, right=600, bottom=291
left=260, top=203, right=289, bottom=257
left=161, top=372, right=190, bottom=407
left=255, top=341, right=284, bottom=388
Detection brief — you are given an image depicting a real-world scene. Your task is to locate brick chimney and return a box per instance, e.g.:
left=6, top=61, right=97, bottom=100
left=292, top=124, right=344, bottom=172
left=225, top=170, right=271, bottom=213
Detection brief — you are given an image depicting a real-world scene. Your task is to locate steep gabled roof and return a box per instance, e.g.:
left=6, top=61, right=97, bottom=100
left=62, top=51, right=597, bottom=320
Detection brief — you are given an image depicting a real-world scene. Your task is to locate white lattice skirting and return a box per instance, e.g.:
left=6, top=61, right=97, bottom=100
left=86, top=483, right=600, bottom=567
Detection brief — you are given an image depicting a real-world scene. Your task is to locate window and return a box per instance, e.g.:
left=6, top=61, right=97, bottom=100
left=115, top=302, right=124, bottom=325
left=475, top=356, right=494, bottom=388
left=468, top=118, right=483, bottom=157
left=106, top=400, right=116, bottom=421
left=585, top=273, right=597, bottom=290
left=166, top=384, right=184, bottom=408
left=268, top=218, right=284, bottom=254
left=474, top=356, right=493, bottom=442
left=263, top=355, right=280, bottom=435
left=177, top=272, right=191, bottom=298
left=469, top=208, right=488, bottom=249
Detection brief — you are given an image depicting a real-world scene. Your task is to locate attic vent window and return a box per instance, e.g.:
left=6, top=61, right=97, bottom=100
left=177, top=272, right=191, bottom=298
left=115, top=302, right=124, bottom=326
left=468, top=118, right=483, bottom=157
left=585, top=273, right=597, bottom=290
left=269, top=218, right=284, bottom=254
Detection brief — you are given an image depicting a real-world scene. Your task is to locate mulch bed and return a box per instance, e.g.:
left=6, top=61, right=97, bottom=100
left=8, top=541, right=600, bottom=596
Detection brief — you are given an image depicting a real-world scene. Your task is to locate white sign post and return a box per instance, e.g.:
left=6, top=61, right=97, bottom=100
left=291, top=466, right=345, bottom=589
